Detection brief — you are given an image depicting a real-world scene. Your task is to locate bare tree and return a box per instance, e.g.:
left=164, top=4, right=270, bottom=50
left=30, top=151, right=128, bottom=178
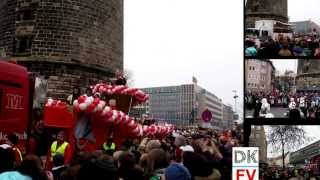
left=267, top=126, right=312, bottom=169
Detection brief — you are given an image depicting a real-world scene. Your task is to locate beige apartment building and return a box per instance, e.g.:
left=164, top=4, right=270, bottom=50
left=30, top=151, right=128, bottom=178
left=245, top=59, right=275, bottom=93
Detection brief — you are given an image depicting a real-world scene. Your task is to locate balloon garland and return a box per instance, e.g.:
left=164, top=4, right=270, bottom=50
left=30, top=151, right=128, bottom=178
left=45, top=83, right=173, bottom=139
left=143, top=124, right=175, bottom=138
left=72, top=95, right=142, bottom=137
left=72, top=94, right=174, bottom=138
left=91, top=84, right=149, bottom=104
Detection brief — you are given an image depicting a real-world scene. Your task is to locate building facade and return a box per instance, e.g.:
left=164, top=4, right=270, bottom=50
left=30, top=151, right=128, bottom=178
left=196, top=87, right=224, bottom=129
left=290, top=140, right=320, bottom=167
left=222, top=104, right=234, bottom=129
left=143, top=85, right=194, bottom=126
left=129, top=100, right=150, bottom=119
left=268, top=152, right=290, bottom=168
left=249, top=126, right=268, bottom=163
left=274, top=70, right=296, bottom=93
left=245, top=59, right=275, bottom=93
left=291, top=20, right=320, bottom=35
left=0, top=0, right=123, bottom=98
left=296, top=60, right=320, bottom=92
left=245, top=0, right=288, bottom=28
left=142, top=83, right=224, bottom=128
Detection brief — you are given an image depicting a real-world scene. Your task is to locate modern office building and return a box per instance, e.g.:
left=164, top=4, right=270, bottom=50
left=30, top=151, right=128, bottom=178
left=142, top=80, right=227, bottom=128
left=222, top=104, right=235, bottom=129
left=129, top=100, right=150, bottom=119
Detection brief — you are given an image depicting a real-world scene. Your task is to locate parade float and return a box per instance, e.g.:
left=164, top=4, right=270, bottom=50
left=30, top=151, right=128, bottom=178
left=0, top=60, right=174, bottom=152
left=43, top=83, right=174, bottom=152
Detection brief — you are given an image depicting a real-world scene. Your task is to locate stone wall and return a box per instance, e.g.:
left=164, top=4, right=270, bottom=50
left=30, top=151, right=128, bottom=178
left=245, top=0, right=288, bottom=28
left=19, top=61, right=114, bottom=99
left=296, top=60, right=320, bottom=91
left=0, top=0, right=17, bottom=56
left=0, top=0, right=123, bottom=97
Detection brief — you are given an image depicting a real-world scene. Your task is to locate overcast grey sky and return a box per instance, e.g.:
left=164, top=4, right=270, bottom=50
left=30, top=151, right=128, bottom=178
left=264, top=126, right=320, bottom=158
left=124, top=0, right=243, bottom=115
left=271, top=60, right=298, bottom=74
left=288, top=0, right=320, bottom=24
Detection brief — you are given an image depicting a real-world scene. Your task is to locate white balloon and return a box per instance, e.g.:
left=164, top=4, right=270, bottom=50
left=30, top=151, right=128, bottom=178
left=102, top=106, right=111, bottom=115
left=79, top=103, right=87, bottom=110
left=73, top=100, right=79, bottom=107
left=96, top=104, right=103, bottom=111
left=88, top=96, right=94, bottom=103
left=119, top=112, right=125, bottom=118
left=100, top=101, right=106, bottom=107
left=129, top=120, right=135, bottom=127
left=105, top=106, right=111, bottom=112
left=112, top=110, right=118, bottom=119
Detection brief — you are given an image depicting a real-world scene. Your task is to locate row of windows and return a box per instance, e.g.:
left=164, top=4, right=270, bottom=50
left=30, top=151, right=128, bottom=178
left=212, top=112, right=223, bottom=118
left=248, top=66, right=256, bottom=71
left=247, top=83, right=265, bottom=88
left=248, top=74, right=267, bottom=81
left=205, top=91, right=219, bottom=100
left=145, top=85, right=195, bottom=95
left=206, top=101, right=222, bottom=109
left=207, top=108, right=222, bottom=116
left=152, top=114, right=192, bottom=120
left=144, top=87, right=178, bottom=94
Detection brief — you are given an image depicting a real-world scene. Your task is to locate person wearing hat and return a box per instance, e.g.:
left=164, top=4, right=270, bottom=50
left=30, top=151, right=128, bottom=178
left=165, top=163, right=191, bottom=180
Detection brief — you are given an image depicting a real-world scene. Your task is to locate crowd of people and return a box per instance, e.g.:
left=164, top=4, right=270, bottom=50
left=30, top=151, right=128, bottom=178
left=0, top=122, right=243, bottom=180
left=245, top=34, right=320, bottom=58
left=260, top=167, right=318, bottom=180
left=245, top=91, right=320, bottom=118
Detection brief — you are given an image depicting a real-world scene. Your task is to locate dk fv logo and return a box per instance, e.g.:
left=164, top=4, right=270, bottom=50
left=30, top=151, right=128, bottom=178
left=232, top=147, right=259, bottom=180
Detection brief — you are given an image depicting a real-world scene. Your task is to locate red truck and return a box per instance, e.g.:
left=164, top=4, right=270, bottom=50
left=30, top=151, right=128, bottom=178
left=0, top=60, right=35, bottom=149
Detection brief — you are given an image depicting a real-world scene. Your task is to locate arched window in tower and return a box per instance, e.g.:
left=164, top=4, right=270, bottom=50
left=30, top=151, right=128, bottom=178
left=16, top=9, right=34, bottom=21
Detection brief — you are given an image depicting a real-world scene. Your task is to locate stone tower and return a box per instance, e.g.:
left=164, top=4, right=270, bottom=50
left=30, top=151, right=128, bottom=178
left=0, top=0, right=123, bottom=98
left=296, top=60, right=320, bottom=92
left=249, top=126, right=267, bottom=162
left=245, top=0, right=288, bottom=28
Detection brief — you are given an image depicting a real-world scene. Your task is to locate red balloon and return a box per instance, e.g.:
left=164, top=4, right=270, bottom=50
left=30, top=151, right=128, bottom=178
left=78, top=95, right=87, bottom=104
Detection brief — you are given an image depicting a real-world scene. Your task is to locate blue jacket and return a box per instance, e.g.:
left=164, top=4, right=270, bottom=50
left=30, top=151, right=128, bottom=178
left=0, top=171, right=32, bottom=180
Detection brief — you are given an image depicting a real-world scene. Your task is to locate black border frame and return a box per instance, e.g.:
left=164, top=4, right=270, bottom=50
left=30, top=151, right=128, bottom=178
left=243, top=1, right=320, bottom=147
